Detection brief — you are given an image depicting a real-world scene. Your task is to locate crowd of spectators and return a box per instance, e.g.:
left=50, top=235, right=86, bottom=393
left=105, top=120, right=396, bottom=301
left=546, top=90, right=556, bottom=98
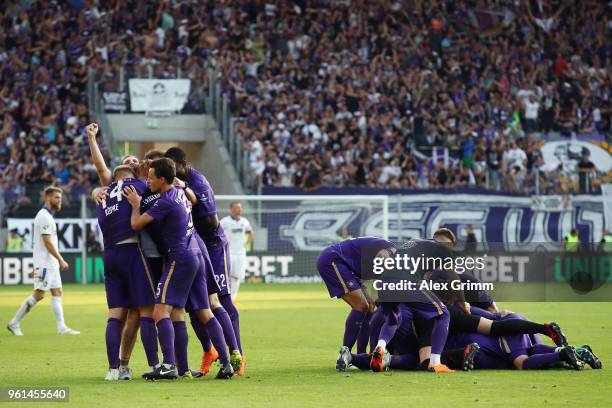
left=0, top=0, right=610, bottom=218
left=222, top=0, right=611, bottom=192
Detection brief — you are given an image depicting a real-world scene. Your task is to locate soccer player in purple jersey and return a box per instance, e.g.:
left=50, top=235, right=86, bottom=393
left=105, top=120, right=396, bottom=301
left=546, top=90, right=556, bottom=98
left=339, top=304, right=480, bottom=372
left=164, top=147, right=244, bottom=375
left=87, top=123, right=161, bottom=379
left=368, top=230, right=460, bottom=373
left=94, top=165, right=159, bottom=381
left=123, top=158, right=233, bottom=380
left=316, top=236, right=394, bottom=371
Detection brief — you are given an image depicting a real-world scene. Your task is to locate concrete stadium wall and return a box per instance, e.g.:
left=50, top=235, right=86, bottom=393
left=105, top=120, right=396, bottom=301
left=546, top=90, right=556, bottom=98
left=106, top=113, right=243, bottom=195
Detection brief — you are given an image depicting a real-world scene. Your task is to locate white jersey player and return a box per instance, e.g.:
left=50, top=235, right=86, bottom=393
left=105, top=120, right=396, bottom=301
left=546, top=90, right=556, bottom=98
left=220, top=202, right=253, bottom=300
left=7, top=187, right=79, bottom=336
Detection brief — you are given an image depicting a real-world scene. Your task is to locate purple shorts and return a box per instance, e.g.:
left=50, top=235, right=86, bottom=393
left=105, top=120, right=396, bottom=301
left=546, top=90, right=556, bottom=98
left=316, top=248, right=362, bottom=298
left=196, top=235, right=223, bottom=296
left=185, top=253, right=211, bottom=312
left=500, top=334, right=532, bottom=361
left=155, top=251, right=199, bottom=308
left=204, top=237, right=231, bottom=296
left=147, top=256, right=163, bottom=285
left=403, top=289, right=447, bottom=320
left=104, top=244, right=156, bottom=309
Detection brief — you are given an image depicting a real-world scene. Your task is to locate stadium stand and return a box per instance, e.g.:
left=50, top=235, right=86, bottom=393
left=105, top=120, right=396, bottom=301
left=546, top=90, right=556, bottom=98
left=0, top=0, right=610, bottom=219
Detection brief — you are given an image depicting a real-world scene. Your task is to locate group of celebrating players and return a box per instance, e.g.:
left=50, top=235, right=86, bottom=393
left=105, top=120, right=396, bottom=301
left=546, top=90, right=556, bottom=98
left=317, top=231, right=603, bottom=373
left=7, top=121, right=603, bottom=379
left=87, top=123, right=245, bottom=380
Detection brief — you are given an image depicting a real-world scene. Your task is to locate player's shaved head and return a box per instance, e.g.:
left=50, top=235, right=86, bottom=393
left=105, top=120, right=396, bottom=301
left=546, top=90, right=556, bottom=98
left=433, top=227, right=457, bottom=247
left=164, top=147, right=187, bottom=165
left=164, top=147, right=188, bottom=179
left=113, top=165, right=136, bottom=180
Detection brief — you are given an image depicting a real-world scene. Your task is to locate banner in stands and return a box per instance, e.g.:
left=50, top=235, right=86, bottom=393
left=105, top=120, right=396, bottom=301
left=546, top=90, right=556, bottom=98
left=0, top=253, right=104, bottom=285
left=129, top=79, right=190, bottom=112
left=7, top=218, right=102, bottom=253
left=102, top=91, right=127, bottom=112
left=262, top=188, right=605, bottom=252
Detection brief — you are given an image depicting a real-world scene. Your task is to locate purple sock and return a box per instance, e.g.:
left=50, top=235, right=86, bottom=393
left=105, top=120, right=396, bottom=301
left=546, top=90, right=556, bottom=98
left=220, top=294, right=242, bottom=353
left=343, top=310, right=367, bottom=350
left=205, top=317, right=229, bottom=365
left=213, top=306, right=239, bottom=352
left=391, top=354, right=420, bottom=370
left=156, top=317, right=175, bottom=365
left=523, top=352, right=560, bottom=369
left=378, top=309, right=403, bottom=345
left=350, top=353, right=371, bottom=370
left=531, top=344, right=557, bottom=354
left=172, top=321, right=189, bottom=375
left=105, top=318, right=122, bottom=369
left=189, top=313, right=212, bottom=352
left=431, top=311, right=450, bottom=355
left=139, top=317, right=159, bottom=367
left=368, top=311, right=385, bottom=353
left=356, top=312, right=372, bottom=354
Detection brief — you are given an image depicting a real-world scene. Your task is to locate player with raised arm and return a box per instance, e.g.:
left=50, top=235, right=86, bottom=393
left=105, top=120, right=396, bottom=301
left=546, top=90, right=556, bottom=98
left=164, top=147, right=244, bottom=375
left=123, top=158, right=233, bottom=380
left=220, top=202, right=253, bottom=300
left=87, top=123, right=163, bottom=379
left=316, top=236, right=394, bottom=371
left=7, top=187, right=79, bottom=336
left=94, top=165, right=159, bottom=380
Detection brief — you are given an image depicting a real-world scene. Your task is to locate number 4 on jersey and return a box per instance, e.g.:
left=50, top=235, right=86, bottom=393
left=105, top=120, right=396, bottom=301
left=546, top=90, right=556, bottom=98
left=102, top=180, right=124, bottom=209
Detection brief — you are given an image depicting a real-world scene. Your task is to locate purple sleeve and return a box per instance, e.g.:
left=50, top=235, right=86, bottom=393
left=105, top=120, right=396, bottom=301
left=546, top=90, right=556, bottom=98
left=190, top=177, right=217, bottom=216
left=145, top=197, right=171, bottom=222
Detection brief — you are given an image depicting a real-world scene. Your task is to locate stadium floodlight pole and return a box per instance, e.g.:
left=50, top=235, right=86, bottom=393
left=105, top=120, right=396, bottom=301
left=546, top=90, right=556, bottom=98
left=80, top=194, right=87, bottom=284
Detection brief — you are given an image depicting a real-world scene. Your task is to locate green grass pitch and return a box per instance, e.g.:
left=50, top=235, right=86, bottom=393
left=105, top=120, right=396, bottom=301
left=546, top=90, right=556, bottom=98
left=0, top=283, right=610, bottom=407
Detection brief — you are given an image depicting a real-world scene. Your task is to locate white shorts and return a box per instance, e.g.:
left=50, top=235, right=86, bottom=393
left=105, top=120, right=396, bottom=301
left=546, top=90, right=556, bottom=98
left=33, top=266, right=62, bottom=291
left=230, top=254, right=246, bottom=282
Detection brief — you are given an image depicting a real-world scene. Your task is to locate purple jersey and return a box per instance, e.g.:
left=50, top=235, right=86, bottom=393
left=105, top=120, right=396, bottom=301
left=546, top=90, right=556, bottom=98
left=329, top=237, right=394, bottom=279
left=185, top=167, right=225, bottom=243
left=141, top=190, right=165, bottom=253
left=145, top=187, right=195, bottom=254
left=96, top=178, right=147, bottom=247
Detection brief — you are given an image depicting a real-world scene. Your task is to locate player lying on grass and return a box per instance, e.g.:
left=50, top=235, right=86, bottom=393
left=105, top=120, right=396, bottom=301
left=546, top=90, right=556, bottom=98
left=338, top=303, right=480, bottom=372
left=316, top=236, right=396, bottom=370
left=123, top=158, right=233, bottom=380
left=445, top=313, right=602, bottom=371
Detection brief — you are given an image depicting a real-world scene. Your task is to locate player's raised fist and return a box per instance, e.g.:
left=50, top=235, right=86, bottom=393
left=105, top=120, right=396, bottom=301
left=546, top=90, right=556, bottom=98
left=86, top=123, right=99, bottom=138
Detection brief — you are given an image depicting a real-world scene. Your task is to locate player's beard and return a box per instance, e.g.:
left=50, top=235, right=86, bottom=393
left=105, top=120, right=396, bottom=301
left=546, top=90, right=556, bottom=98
left=51, top=202, right=61, bottom=212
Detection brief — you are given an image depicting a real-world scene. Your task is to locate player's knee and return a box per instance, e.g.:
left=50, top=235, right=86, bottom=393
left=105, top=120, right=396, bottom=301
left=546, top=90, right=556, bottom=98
left=33, top=292, right=44, bottom=301
left=196, top=309, right=214, bottom=323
